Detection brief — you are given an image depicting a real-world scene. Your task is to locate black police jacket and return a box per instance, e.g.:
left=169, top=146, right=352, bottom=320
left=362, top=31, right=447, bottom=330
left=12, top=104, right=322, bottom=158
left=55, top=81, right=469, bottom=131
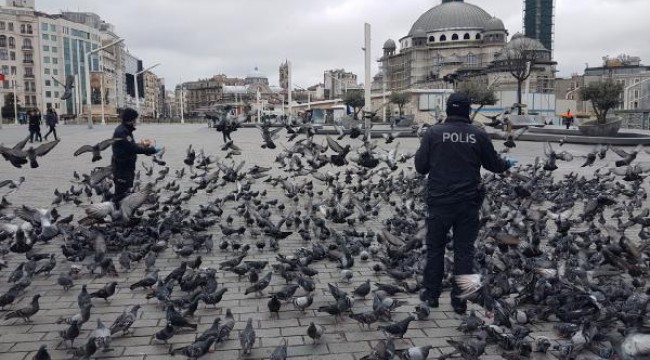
left=414, top=115, right=510, bottom=205
left=111, top=123, right=156, bottom=173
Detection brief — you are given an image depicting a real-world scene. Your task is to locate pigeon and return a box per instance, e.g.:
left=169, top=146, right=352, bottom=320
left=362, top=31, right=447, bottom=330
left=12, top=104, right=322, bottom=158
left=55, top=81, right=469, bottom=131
left=59, top=320, right=81, bottom=348
left=109, top=305, right=140, bottom=335
left=4, top=294, right=40, bottom=322
left=269, top=338, right=288, bottom=360
left=239, top=318, right=256, bottom=355
left=396, top=345, right=433, bottom=360
left=268, top=295, right=282, bottom=318
left=170, top=336, right=216, bottom=358
left=33, top=344, right=51, bottom=360
left=0, top=140, right=60, bottom=168
left=244, top=271, right=272, bottom=296
left=353, top=279, right=371, bottom=298
left=307, top=322, right=325, bottom=344
left=154, top=323, right=176, bottom=344
left=91, top=318, right=112, bottom=351
left=130, top=269, right=159, bottom=290
left=377, top=315, right=415, bottom=338
left=414, top=302, right=430, bottom=320
left=89, top=282, right=118, bottom=302
left=73, top=138, right=120, bottom=162
left=70, top=336, right=98, bottom=360
left=292, top=294, right=314, bottom=312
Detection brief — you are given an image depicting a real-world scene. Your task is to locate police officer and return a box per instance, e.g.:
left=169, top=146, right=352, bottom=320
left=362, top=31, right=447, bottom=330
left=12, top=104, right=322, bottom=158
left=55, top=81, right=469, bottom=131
left=111, top=108, right=161, bottom=205
left=414, top=92, right=516, bottom=314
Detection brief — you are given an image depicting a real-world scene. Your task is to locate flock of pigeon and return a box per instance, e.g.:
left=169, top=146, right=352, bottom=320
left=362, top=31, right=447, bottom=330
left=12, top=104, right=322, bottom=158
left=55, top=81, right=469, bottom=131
left=0, top=118, right=650, bottom=360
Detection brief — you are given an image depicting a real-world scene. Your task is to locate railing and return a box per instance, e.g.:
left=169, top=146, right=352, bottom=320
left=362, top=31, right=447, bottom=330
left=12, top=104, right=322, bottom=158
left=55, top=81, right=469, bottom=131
left=24, top=73, right=34, bottom=78
left=22, top=59, right=33, bottom=64
left=21, top=45, right=32, bottom=50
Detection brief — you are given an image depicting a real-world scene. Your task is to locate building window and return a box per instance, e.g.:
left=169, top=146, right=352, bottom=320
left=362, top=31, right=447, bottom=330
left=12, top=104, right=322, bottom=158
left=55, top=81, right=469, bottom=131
left=635, top=90, right=640, bottom=99
left=476, top=34, right=481, bottom=40
left=428, top=36, right=435, bottom=42
left=52, top=69, right=58, bottom=75
left=31, top=96, right=36, bottom=105
left=44, top=56, right=50, bottom=63
left=8, top=37, right=14, bottom=48
left=51, top=35, right=57, bottom=41
left=23, top=38, right=31, bottom=49
left=0, top=22, right=4, bottom=31
left=44, top=68, right=50, bottom=75
left=440, top=35, right=447, bottom=41
left=54, top=91, right=59, bottom=98
left=9, top=51, right=14, bottom=60
left=43, top=45, right=49, bottom=52
left=20, top=24, right=25, bottom=33
left=42, top=33, right=49, bottom=40
left=46, top=91, right=52, bottom=98
left=52, top=57, right=58, bottom=64
left=8, top=23, right=13, bottom=31
left=51, top=46, right=57, bottom=53
left=45, top=80, right=51, bottom=86
left=41, top=23, right=48, bottom=31
left=0, top=36, right=6, bottom=48
left=635, top=78, right=640, bottom=84
left=451, top=34, right=459, bottom=41
left=11, top=66, right=16, bottom=75
left=464, top=33, right=470, bottom=40
left=50, top=24, right=56, bottom=32
left=27, top=25, right=32, bottom=34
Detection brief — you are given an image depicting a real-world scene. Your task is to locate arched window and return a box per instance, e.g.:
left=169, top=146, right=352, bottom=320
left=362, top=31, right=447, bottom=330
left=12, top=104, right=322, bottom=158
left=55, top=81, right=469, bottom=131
left=475, top=34, right=482, bottom=40
left=26, top=24, right=32, bottom=33
left=20, top=24, right=25, bottom=33
left=23, top=38, right=31, bottom=49
left=428, top=36, right=435, bottom=42
left=439, top=35, right=447, bottom=41
left=0, top=36, right=6, bottom=48
left=452, top=34, right=459, bottom=41
left=8, top=37, right=14, bottom=48
left=464, top=33, right=470, bottom=40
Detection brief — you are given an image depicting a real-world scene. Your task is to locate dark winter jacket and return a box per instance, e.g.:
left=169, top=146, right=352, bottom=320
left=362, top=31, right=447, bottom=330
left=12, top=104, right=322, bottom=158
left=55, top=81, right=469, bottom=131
left=111, top=123, right=156, bottom=174
left=414, top=115, right=510, bottom=205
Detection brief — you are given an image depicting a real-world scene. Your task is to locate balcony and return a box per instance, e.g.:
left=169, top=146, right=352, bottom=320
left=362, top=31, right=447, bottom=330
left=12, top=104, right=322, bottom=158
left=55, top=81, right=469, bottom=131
left=24, top=73, right=34, bottom=78
left=22, top=59, right=33, bottom=64
left=21, top=45, right=32, bottom=51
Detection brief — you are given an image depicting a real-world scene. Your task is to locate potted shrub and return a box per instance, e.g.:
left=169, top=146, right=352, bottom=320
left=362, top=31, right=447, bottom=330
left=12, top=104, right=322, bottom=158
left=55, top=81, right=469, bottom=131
left=578, top=79, right=624, bottom=136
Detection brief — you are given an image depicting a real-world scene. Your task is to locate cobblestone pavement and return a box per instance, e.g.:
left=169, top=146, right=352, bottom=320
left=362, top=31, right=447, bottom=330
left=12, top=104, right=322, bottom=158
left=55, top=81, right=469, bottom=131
left=0, top=124, right=646, bottom=360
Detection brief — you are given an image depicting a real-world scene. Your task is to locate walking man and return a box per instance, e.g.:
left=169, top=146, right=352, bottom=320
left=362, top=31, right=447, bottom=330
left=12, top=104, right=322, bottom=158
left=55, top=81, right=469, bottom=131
left=111, top=108, right=161, bottom=204
left=44, top=106, right=59, bottom=141
left=414, top=92, right=516, bottom=314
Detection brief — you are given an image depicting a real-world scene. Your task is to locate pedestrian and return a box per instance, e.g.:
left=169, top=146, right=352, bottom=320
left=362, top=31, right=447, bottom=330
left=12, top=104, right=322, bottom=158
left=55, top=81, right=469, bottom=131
left=44, top=106, right=59, bottom=141
left=414, top=92, right=516, bottom=314
left=111, top=108, right=161, bottom=205
left=217, top=106, right=233, bottom=143
left=563, top=109, right=574, bottom=129
left=28, top=109, right=42, bottom=143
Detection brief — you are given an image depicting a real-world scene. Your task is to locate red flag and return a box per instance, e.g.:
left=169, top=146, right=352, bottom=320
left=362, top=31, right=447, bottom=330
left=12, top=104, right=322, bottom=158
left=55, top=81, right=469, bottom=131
left=0, top=73, right=5, bottom=81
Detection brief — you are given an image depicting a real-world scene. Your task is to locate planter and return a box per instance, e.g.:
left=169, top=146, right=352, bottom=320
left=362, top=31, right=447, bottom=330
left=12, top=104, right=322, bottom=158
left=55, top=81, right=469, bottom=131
left=578, top=118, right=622, bottom=137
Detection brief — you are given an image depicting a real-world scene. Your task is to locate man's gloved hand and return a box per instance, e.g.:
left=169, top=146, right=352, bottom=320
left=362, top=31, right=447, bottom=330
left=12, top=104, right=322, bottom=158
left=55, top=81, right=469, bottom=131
left=153, top=145, right=163, bottom=154
left=504, top=156, right=518, bottom=167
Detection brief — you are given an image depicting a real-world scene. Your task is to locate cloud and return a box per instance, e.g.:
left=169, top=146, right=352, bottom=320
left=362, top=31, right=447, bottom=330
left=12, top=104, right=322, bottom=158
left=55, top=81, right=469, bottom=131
left=38, top=0, right=650, bottom=89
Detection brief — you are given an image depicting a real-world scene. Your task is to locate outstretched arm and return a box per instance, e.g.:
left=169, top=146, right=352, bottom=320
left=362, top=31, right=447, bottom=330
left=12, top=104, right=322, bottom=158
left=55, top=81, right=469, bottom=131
left=414, top=131, right=431, bottom=175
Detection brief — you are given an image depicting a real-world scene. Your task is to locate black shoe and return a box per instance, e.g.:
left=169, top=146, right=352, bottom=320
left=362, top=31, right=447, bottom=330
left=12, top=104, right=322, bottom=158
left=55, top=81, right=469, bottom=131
left=419, top=291, right=439, bottom=308
left=451, top=298, right=467, bottom=315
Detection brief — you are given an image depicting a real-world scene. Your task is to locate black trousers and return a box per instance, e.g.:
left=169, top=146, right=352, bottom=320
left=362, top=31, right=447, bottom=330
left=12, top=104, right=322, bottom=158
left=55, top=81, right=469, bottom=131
left=222, top=130, right=232, bottom=142
left=44, top=125, right=57, bottom=140
left=423, top=199, right=480, bottom=300
left=113, top=172, right=134, bottom=205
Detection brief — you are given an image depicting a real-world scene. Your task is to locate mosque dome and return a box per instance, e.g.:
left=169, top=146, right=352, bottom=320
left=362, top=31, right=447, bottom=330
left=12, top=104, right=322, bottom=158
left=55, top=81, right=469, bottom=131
left=383, top=38, right=396, bottom=51
left=408, top=0, right=492, bottom=36
left=483, top=17, right=506, bottom=32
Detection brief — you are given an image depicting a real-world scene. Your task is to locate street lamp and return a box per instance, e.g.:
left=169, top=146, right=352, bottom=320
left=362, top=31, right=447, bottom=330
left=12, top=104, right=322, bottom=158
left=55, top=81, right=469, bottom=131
left=134, top=63, right=161, bottom=121
left=85, top=38, right=123, bottom=129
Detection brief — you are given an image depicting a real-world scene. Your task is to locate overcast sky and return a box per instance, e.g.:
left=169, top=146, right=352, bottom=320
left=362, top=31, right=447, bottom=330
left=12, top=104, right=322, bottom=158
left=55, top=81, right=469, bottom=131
left=38, top=0, right=650, bottom=90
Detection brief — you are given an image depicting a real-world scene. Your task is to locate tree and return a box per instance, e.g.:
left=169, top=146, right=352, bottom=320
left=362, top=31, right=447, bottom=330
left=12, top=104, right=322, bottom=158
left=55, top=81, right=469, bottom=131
left=457, top=80, right=498, bottom=121
left=389, top=92, right=410, bottom=116
left=343, top=90, right=364, bottom=120
left=1, top=93, right=20, bottom=120
left=504, top=37, right=540, bottom=114
left=580, top=79, right=624, bottom=124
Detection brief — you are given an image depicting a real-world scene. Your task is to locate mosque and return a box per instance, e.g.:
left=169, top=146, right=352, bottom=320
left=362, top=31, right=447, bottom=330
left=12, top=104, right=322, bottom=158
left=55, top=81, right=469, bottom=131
left=377, top=0, right=557, bottom=120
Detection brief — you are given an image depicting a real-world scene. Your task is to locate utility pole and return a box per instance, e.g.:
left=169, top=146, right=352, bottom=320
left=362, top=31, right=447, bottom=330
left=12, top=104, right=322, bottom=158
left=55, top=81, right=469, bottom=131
left=364, top=23, right=372, bottom=138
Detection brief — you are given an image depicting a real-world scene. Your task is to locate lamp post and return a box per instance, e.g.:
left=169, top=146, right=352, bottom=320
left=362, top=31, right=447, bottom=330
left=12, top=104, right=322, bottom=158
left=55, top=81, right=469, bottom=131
left=12, top=75, right=18, bottom=125
left=134, top=63, right=160, bottom=122
left=85, top=38, right=123, bottom=129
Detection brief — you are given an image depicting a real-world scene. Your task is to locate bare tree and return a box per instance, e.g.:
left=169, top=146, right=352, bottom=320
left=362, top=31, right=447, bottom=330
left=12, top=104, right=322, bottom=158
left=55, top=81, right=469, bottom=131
left=457, top=79, right=497, bottom=121
left=504, top=37, right=540, bottom=114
